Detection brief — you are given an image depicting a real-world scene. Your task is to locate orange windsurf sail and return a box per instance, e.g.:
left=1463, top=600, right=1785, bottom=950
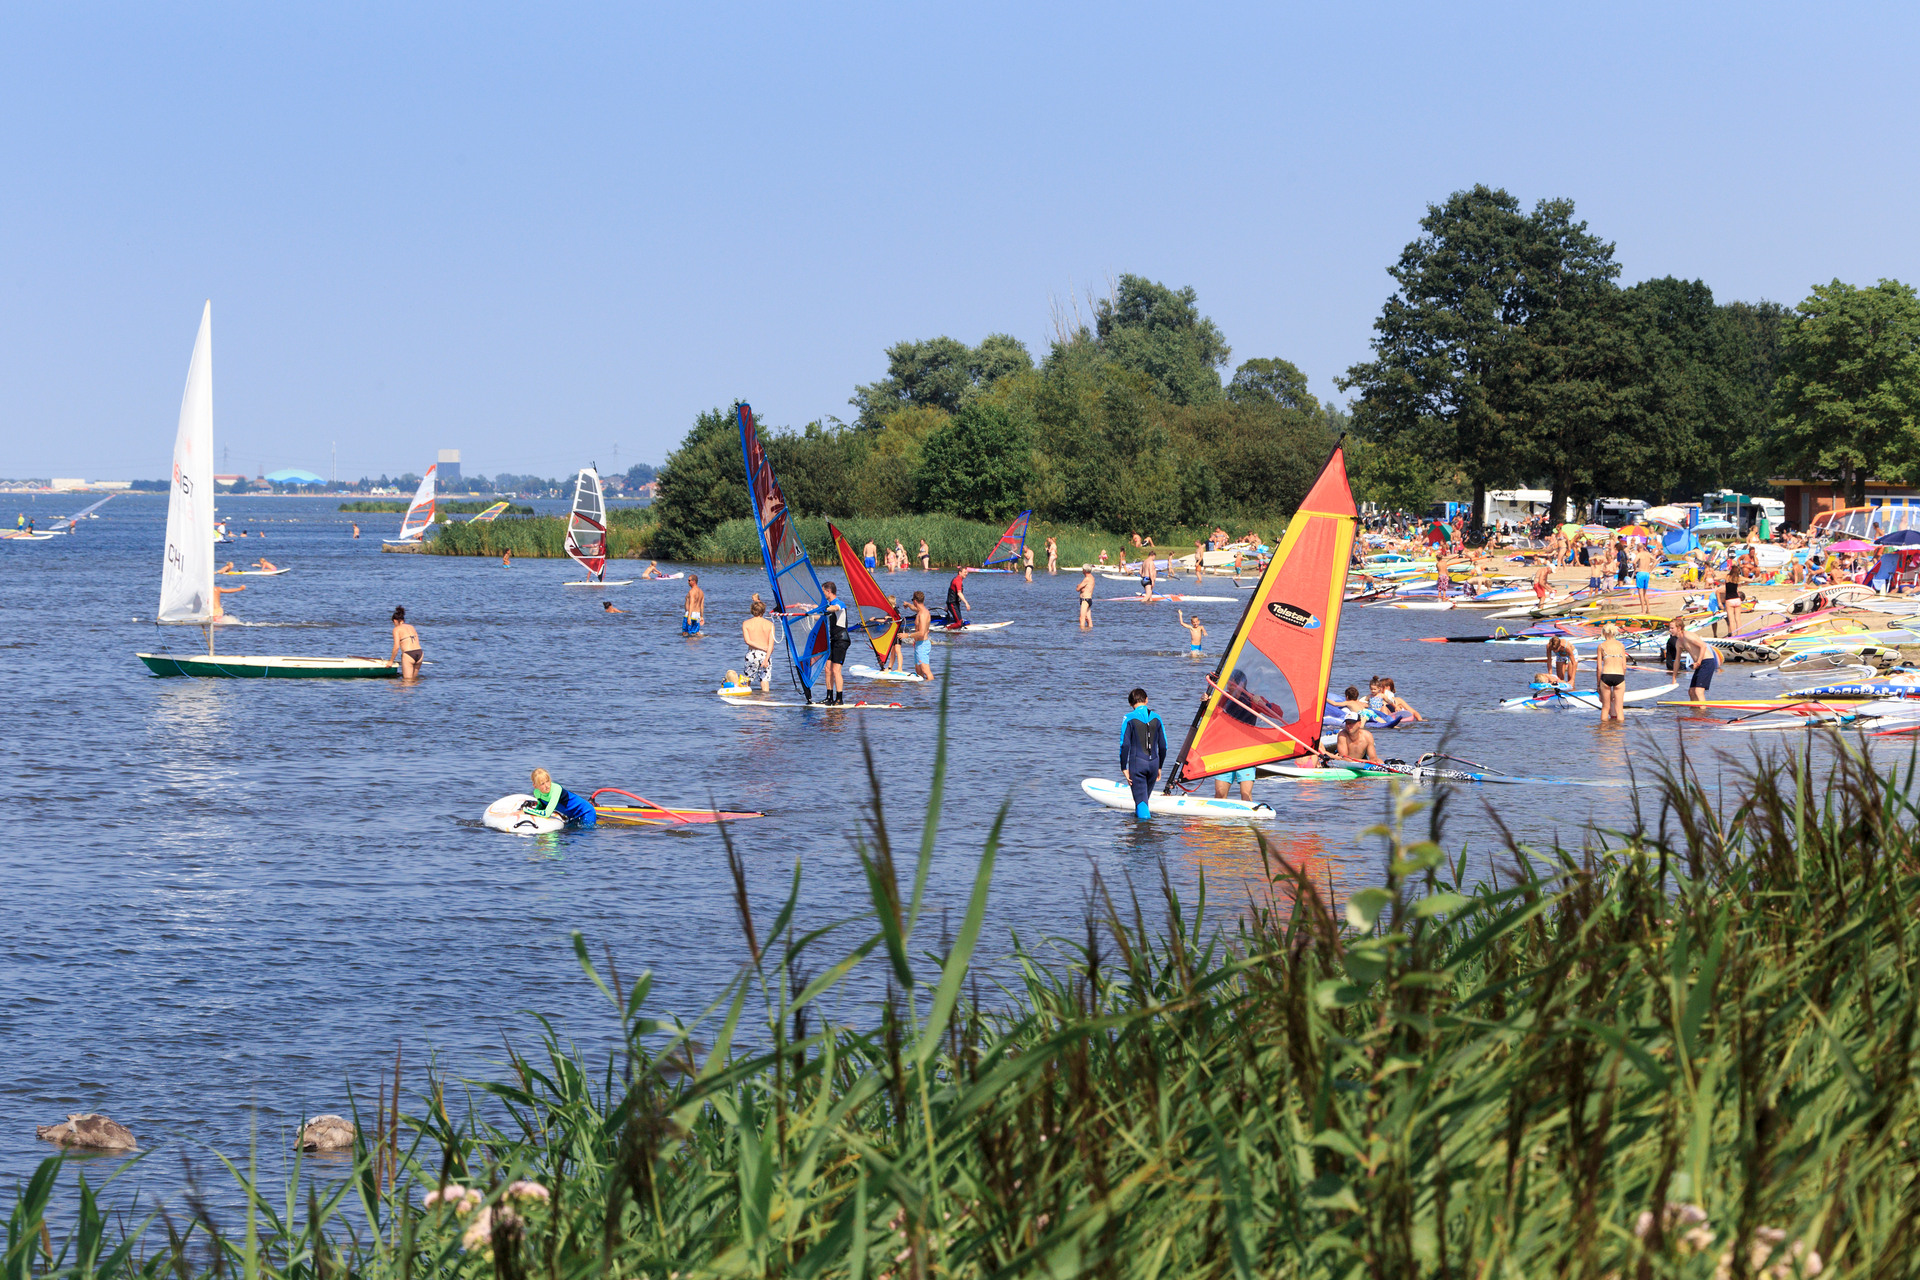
left=1165, top=441, right=1356, bottom=787
left=828, top=522, right=904, bottom=666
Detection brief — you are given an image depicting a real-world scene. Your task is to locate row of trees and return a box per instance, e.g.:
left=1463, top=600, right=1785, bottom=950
left=652, top=276, right=1340, bottom=557
left=1342, top=183, right=1920, bottom=517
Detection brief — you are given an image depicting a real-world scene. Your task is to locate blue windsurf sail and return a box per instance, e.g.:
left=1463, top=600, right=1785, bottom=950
left=983, top=509, right=1031, bottom=567
left=737, top=401, right=830, bottom=696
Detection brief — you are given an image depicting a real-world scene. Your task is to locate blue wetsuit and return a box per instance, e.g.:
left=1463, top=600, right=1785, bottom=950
left=532, top=783, right=596, bottom=827
left=1118, top=706, right=1167, bottom=819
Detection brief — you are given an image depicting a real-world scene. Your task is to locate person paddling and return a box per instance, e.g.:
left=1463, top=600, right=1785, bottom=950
left=524, top=768, right=595, bottom=827
left=1118, top=688, right=1167, bottom=821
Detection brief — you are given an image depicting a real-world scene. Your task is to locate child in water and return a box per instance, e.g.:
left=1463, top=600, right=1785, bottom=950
left=524, top=768, right=595, bottom=826
left=1178, top=610, right=1206, bottom=654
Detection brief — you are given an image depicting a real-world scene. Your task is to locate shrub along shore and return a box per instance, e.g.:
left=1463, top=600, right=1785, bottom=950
left=7, top=710, right=1915, bottom=1277
left=423, top=511, right=1263, bottom=569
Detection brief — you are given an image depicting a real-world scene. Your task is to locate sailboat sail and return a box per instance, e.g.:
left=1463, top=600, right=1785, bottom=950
left=984, top=509, right=1031, bottom=567
left=565, top=468, right=609, bottom=581
left=1165, top=442, right=1356, bottom=787
left=829, top=522, right=903, bottom=666
left=158, top=303, right=217, bottom=624
left=49, top=494, right=116, bottom=531
left=737, top=402, right=830, bottom=695
left=395, top=466, right=437, bottom=541
left=468, top=501, right=511, bottom=523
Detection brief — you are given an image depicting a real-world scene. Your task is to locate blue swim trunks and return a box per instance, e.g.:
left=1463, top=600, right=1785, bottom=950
left=864, top=555, right=876, bottom=568
left=1635, top=571, right=1650, bottom=589
left=914, top=638, right=932, bottom=666
left=1225, top=766, right=1255, bottom=783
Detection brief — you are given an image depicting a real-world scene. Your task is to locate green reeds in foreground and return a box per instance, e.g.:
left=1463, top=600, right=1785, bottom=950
left=15, top=728, right=1918, bottom=1277
left=427, top=508, right=655, bottom=559
left=693, top=515, right=1261, bottom=570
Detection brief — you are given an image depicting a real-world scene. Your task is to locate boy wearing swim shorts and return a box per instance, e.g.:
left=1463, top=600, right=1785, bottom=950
left=910, top=591, right=933, bottom=680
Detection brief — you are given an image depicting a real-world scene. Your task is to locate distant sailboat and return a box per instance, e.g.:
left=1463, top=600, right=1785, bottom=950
left=383, top=466, right=437, bottom=545
left=136, top=303, right=398, bottom=679
left=467, top=501, right=511, bottom=523
left=562, top=467, right=632, bottom=585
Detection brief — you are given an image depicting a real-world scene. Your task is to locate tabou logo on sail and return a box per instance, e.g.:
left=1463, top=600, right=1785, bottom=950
left=1266, top=601, right=1321, bottom=630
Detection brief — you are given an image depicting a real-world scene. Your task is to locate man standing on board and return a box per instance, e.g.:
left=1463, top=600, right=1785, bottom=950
left=945, top=565, right=972, bottom=628
left=821, top=581, right=850, bottom=704
left=1118, top=688, right=1167, bottom=821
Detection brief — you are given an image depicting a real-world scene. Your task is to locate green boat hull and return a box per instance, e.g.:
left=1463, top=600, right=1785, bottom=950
left=136, top=653, right=398, bottom=679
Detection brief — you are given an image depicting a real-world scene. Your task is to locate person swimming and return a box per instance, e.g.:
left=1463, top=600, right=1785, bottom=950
left=523, top=768, right=595, bottom=827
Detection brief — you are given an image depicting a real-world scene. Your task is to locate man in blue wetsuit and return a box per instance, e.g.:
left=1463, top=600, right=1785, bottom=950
left=526, top=768, right=596, bottom=826
left=1118, top=687, right=1167, bottom=821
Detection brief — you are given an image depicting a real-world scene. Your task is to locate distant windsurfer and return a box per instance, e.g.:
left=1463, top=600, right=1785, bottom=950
left=524, top=768, right=595, bottom=827
left=945, top=566, right=971, bottom=628
left=1118, top=688, right=1167, bottom=821
left=683, top=575, right=704, bottom=635
left=909, top=591, right=934, bottom=680
left=388, top=606, right=423, bottom=678
left=821, top=581, right=850, bottom=704
left=742, top=598, right=775, bottom=692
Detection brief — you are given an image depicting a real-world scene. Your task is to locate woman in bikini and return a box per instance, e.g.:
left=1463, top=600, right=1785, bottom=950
left=388, top=606, right=423, bottom=678
left=1595, top=623, right=1630, bottom=722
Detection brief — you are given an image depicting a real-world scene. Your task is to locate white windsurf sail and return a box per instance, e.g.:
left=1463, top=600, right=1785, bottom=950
left=565, top=468, right=609, bottom=581
left=48, top=493, right=116, bottom=532
left=158, top=303, right=217, bottom=624
left=393, top=465, right=437, bottom=541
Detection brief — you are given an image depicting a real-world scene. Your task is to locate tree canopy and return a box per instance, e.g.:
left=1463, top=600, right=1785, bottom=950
left=1771, top=279, right=1920, bottom=504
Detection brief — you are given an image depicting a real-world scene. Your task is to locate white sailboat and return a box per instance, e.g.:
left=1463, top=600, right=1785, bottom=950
left=562, top=466, right=632, bottom=585
left=136, top=303, right=397, bottom=679
left=383, top=465, right=437, bottom=545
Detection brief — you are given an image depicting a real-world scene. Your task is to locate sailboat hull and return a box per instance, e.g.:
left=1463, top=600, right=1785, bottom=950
left=136, top=653, right=399, bottom=679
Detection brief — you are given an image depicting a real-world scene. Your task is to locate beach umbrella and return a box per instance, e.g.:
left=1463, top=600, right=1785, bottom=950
left=1828, top=538, right=1877, bottom=552
left=1877, top=529, right=1920, bottom=546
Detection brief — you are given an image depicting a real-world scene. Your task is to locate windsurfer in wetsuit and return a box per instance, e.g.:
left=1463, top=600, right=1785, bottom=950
left=945, top=566, right=971, bottom=628
left=1118, top=688, right=1167, bottom=821
left=525, top=768, right=595, bottom=827
left=821, top=581, right=850, bottom=704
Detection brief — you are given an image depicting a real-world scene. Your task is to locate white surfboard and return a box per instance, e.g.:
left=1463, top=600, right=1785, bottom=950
left=716, top=691, right=907, bottom=709
left=848, top=664, right=925, bottom=682
left=484, top=793, right=564, bottom=834
left=932, top=620, right=1013, bottom=633
left=1104, top=594, right=1238, bottom=603
left=1081, top=778, right=1277, bottom=820
left=565, top=579, right=636, bottom=587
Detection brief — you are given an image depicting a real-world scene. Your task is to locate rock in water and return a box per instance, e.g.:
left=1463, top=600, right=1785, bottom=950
left=36, top=1114, right=136, bottom=1151
left=298, top=1115, right=355, bottom=1151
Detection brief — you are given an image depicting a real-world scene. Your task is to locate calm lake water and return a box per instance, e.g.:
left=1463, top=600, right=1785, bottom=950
left=0, top=493, right=1818, bottom=1197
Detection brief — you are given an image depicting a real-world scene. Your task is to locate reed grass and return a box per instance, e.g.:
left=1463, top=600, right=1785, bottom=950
left=339, top=501, right=533, bottom=515
left=427, top=509, right=656, bottom=559
left=10, top=712, right=1912, bottom=1277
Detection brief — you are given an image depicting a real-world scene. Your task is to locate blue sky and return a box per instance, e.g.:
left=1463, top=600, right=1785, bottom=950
left=4, top=2, right=1917, bottom=480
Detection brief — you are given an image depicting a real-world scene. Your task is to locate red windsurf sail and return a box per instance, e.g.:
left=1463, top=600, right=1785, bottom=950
left=1165, top=442, right=1356, bottom=787
left=984, top=509, right=1031, bottom=567
left=828, top=522, right=904, bottom=666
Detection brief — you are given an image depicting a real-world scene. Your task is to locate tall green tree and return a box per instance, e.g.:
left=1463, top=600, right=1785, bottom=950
left=1227, top=357, right=1319, bottom=412
left=1094, top=275, right=1230, bottom=404
left=650, top=407, right=746, bottom=558
left=849, top=333, right=1033, bottom=429
left=1770, top=279, right=1920, bottom=505
left=911, top=400, right=1035, bottom=521
left=1339, top=185, right=1534, bottom=514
